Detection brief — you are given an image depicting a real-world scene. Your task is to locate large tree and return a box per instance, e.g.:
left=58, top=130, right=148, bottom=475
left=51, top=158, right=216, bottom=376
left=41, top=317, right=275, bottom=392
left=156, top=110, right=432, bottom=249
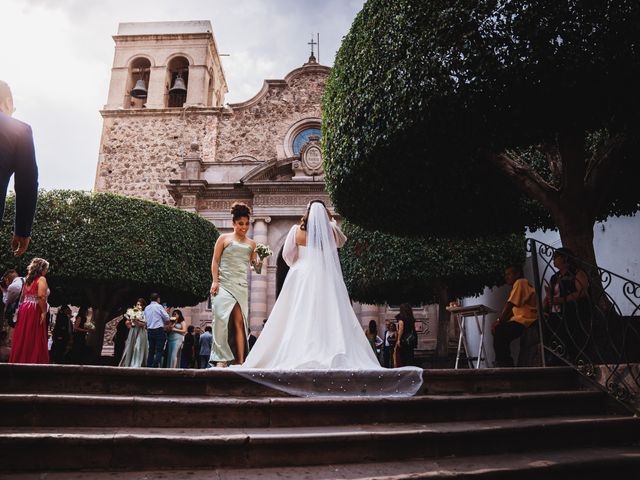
left=0, top=191, right=218, bottom=355
left=340, top=221, right=525, bottom=359
left=323, top=0, right=640, bottom=266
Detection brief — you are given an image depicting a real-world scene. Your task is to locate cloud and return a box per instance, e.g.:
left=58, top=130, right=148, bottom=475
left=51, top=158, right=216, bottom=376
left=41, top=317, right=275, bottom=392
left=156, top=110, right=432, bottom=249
left=0, top=0, right=364, bottom=190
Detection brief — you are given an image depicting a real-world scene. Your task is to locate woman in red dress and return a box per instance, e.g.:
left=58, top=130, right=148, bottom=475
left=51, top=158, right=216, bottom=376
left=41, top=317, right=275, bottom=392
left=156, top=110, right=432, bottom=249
left=9, top=258, right=50, bottom=364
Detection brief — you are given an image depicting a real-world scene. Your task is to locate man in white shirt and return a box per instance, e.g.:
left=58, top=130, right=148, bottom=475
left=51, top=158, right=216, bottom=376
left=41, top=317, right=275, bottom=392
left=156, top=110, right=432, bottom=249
left=2, top=269, right=23, bottom=305
left=144, top=292, right=170, bottom=367
left=199, top=326, right=213, bottom=368
left=2, top=269, right=24, bottom=329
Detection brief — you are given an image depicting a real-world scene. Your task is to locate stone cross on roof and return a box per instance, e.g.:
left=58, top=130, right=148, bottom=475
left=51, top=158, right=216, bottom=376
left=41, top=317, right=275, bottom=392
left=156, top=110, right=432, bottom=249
left=307, top=34, right=317, bottom=63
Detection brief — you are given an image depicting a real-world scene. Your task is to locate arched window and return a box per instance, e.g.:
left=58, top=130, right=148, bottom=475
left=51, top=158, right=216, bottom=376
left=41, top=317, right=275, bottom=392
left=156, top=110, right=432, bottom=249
left=166, top=56, right=189, bottom=108
left=292, top=128, right=321, bottom=155
left=126, top=57, right=151, bottom=109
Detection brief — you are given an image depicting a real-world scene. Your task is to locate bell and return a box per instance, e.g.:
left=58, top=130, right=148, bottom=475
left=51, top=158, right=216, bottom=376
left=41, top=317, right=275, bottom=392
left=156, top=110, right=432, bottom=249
left=130, top=79, right=148, bottom=99
left=169, top=74, right=187, bottom=95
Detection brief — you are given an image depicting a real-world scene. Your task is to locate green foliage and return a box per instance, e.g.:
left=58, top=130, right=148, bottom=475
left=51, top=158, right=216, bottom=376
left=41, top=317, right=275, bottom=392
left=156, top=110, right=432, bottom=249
left=323, top=0, right=640, bottom=236
left=339, top=221, right=525, bottom=305
left=0, top=191, right=218, bottom=309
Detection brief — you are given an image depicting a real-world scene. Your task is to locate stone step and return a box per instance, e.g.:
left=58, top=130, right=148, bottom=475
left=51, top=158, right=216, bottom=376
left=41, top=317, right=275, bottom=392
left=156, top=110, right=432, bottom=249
left=2, top=446, right=640, bottom=479
left=0, top=364, right=582, bottom=397
left=1, top=416, right=639, bottom=471
left=0, top=390, right=607, bottom=428
left=418, top=367, right=582, bottom=394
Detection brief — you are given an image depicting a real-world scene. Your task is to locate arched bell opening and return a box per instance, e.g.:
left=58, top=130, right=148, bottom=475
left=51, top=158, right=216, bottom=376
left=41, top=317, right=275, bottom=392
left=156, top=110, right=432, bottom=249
left=126, top=57, right=151, bottom=109
left=166, top=56, right=189, bottom=108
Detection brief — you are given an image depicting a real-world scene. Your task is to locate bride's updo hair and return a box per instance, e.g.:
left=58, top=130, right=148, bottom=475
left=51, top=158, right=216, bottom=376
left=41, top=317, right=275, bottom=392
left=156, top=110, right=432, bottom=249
left=300, top=199, right=326, bottom=231
left=231, top=202, right=251, bottom=222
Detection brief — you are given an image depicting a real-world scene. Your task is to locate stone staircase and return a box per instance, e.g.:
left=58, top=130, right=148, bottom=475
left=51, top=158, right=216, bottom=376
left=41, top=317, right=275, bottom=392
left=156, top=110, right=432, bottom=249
left=1, top=364, right=639, bottom=479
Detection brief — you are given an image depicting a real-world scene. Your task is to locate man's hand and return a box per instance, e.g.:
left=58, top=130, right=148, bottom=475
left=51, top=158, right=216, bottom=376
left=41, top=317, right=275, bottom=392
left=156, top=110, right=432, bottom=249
left=11, top=234, right=30, bottom=256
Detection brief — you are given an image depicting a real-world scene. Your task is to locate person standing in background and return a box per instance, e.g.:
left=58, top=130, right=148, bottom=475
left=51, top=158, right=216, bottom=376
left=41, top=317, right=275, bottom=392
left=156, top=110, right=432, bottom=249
left=166, top=309, right=186, bottom=368
left=145, top=293, right=170, bottom=367
left=199, top=326, right=212, bottom=368
left=8, top=258, right=49, bottom=364
left=50, top=305, right=72, bottom=364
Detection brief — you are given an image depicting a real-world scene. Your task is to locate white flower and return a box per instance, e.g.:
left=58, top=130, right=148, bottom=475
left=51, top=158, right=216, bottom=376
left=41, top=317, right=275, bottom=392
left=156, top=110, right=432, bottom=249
left=255, top=243, right=273, bottom=260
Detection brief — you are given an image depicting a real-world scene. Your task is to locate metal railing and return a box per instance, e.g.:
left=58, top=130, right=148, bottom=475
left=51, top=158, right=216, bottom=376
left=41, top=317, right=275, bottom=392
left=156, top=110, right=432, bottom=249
left=527, top=238, right=640, bottom=412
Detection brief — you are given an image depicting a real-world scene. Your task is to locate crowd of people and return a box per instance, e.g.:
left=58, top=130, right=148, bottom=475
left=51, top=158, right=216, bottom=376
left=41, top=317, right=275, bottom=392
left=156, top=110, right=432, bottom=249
left=0, top=266, right=216, bottom=368
left=1, top=251, right=591, bottom=371
left=364, top=304, right=418, bottom=368
left=113, top=293, right=214, bottom=369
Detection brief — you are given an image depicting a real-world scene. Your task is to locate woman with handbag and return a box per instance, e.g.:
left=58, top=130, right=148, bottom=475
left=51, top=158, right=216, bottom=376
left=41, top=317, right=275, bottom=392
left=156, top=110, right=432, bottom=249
left=395, top=303, right=418, bottom=367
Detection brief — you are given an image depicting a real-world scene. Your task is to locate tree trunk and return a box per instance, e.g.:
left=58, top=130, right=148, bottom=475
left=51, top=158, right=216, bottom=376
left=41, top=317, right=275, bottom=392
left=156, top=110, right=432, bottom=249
left=84, top=285, right=132, bottom=360
left=87, top=308, right=116, bottom=360
left=435, top=285, right=450, bottom=363
left=554, top=212, right=597, bottom=268
left=554, top=211, right=613, bottom=314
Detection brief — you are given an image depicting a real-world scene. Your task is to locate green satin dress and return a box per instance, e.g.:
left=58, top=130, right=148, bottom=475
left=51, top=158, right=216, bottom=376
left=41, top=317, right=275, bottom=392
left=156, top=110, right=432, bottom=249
left=209, top=241, right=252, bottom=363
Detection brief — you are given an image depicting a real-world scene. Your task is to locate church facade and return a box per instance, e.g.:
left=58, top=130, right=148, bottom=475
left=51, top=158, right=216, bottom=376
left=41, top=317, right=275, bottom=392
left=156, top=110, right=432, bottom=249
left=94, top=21, right=438, bottom=349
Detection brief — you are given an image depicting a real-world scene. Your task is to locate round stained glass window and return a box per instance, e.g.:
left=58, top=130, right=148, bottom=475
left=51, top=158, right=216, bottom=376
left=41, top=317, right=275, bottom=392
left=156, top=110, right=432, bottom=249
left=292, top=128, right=321, bottom=155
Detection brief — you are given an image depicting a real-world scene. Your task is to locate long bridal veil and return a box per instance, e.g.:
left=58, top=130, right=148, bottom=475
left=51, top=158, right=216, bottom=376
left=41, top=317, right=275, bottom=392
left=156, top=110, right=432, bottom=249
left=234, top=203, right=423, bottom=397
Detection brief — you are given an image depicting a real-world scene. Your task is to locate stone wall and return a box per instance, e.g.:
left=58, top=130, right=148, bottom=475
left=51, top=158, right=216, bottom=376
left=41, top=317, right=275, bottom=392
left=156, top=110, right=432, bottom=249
left=215, top=71, right=326, bottom=162
left=96, top=113, right=219, bottom=205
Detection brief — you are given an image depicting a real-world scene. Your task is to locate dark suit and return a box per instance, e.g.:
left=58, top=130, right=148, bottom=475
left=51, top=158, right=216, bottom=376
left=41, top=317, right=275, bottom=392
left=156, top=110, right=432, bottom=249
left=0, top=112, right=38, bottom=237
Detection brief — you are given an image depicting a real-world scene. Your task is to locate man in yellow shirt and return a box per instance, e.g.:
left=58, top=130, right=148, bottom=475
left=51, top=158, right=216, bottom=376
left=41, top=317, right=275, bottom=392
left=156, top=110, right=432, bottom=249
left=492, top=265, right=538, bottom=367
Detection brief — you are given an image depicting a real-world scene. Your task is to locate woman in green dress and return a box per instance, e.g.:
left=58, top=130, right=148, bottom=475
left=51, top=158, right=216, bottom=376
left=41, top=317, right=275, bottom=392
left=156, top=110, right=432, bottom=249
left=119, top=298, right=148, bottom=368
left=209, top=202, right=261, bottom=367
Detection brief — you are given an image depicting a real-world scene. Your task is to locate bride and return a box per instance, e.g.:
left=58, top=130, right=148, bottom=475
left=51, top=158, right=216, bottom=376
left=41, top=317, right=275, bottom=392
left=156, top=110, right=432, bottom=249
left=243, top=200, right=394, bottom=370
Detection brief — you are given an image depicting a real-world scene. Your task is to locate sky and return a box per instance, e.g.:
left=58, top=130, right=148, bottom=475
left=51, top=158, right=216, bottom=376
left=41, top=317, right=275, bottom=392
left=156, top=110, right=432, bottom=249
left=0, top=0, right=365, bottom=190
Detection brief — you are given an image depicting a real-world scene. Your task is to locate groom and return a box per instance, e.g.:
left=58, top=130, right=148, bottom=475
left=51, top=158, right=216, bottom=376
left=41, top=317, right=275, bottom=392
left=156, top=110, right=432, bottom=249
left=0, top=80, right=39, bottom=257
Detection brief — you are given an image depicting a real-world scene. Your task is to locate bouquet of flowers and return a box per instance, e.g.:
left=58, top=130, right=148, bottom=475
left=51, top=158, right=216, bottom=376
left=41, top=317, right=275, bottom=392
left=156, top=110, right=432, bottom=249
left=84, top=320, right=96, bottom=331
left=252, top=243, right=273, bottom=274
left=125, top=307, right=145, bottom=327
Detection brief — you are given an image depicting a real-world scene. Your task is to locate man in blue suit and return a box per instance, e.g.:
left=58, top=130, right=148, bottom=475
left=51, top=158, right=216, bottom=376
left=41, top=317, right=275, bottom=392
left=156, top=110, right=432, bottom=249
left=0, top=80, right=38, bottom=257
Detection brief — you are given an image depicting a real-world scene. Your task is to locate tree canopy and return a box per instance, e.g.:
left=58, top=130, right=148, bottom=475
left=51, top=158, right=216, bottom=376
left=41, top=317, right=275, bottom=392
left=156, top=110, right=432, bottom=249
left=323, top=0, right=640, bottom=265
left=340, top=221, right=525, bottom=305
left=0, top=190, right=218, bottom=353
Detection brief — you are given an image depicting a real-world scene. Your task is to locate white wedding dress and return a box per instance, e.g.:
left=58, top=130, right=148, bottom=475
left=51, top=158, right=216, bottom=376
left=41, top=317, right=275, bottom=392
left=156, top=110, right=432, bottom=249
left=237, top=203, right=423, bottom=396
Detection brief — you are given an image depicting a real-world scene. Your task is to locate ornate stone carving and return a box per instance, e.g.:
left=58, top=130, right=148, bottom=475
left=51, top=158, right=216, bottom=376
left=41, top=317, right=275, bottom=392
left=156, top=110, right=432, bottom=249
left=298, top=135, right=323, bottom=176
left=181, top=195, right=197, bottom=207
left=255, top=194, right=328, bottom=206
left=199, top=199, right=253, bottom=210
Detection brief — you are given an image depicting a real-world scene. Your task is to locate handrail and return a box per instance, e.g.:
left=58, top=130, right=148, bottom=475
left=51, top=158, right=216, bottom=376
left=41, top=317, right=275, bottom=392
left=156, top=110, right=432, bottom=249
left=527, top=238, right=640, bottom=412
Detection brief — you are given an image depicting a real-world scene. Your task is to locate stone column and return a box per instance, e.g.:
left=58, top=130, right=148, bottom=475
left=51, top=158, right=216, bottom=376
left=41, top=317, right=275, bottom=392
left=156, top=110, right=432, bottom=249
left=182, top=143, right=203, bottom=180
left=105, top=67, right=128, bottom=109
left=249, top=217, right=270, bottom=331
left=186, top=65, right=208, bottom=106
left=145, top=66, right=167, bottom=109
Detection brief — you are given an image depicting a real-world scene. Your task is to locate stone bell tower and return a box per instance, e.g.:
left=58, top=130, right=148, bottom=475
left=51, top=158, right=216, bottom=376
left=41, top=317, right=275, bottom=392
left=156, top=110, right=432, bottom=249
left=104, top=20, right=227, bottom=109
left=94, top=21, right=228, bottom=204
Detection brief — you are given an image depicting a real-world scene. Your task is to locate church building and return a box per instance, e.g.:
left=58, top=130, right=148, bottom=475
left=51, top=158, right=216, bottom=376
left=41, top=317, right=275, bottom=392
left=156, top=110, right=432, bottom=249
left=94, top=20, right=437, bottom=348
